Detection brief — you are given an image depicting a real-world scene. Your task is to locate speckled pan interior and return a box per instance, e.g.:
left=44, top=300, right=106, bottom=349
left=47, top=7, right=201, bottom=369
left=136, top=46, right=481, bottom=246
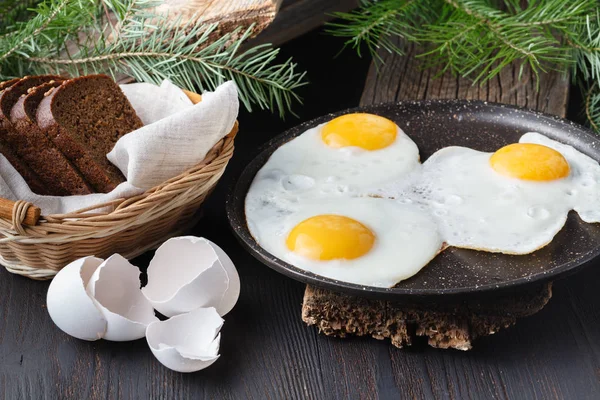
left=226, top=100, right=600, bottom=300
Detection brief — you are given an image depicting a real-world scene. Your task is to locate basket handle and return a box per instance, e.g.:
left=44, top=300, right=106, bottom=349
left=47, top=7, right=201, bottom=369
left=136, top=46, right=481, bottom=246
left=0, top=198, right=41, bottom=227
left=0, top=89, right=203, bottom=227
left=183, top=89, right=202, bottom=104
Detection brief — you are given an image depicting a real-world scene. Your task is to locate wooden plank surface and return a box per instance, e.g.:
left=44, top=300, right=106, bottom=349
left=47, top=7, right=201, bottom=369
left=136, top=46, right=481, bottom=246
left=2, top=235, right=600, bottom=399
left=1, top=23, right=599, bottom=400
left=155, top=0, right=282, bottom=27
left=153, top=0, right=283, bottom=43
left=360, top=40, right=570, bottom=116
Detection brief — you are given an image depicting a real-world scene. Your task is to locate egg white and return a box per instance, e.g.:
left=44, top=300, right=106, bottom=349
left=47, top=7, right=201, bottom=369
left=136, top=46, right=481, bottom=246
left=521, top=132, right=600, bottom=223
left=380, top=132, right=600, bottom=254
left=247, top=122, right=420, bottom=203
left=245, top=196, right=443, bottom=288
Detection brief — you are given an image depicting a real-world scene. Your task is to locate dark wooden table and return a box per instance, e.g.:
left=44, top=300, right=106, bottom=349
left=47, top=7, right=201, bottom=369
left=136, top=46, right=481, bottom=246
left=2, top=28, right=600, bottom=400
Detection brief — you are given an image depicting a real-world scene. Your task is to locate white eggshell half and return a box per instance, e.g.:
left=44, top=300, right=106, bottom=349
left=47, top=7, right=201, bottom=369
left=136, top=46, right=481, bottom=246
left=87, top=254, right=158, bottom=341
left=142, top=236, right=240, bottom=317
left=46, top=257, right=107, bottom=341
left=146, top=307, right=223, bottom=373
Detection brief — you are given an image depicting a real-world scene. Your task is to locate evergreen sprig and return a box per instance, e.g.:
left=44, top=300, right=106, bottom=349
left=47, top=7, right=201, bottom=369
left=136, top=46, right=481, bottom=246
left=418, top=0, right=584, bottom=82
left=586, top=83, right=600, bottom=132
left=328, top=0, right=600, bottom=131
left=0, top=0, right=41, bottom=34
left=0, top=0, right=306, bottom=117
left=0, top=0, right=98, bottom=69
left=326, top=0, right=439, bottom=60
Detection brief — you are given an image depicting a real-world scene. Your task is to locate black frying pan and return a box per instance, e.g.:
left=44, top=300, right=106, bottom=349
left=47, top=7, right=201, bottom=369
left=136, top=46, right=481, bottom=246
left=226, top=100, right=600, bottom=300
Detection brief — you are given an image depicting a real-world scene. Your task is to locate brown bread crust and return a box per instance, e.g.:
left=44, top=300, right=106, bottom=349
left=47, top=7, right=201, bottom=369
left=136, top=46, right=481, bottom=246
left=0, top=78, right=51, bottom=195
left=1, top=76, right=64, bottom=150
left=10, top=82, right=93, bottom=195
left=0, top=79, right=20, bottom=91
left=37, top=75, right=143, bottom=193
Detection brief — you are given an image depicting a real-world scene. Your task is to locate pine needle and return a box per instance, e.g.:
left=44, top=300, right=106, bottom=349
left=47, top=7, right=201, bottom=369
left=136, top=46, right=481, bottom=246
left=586, top=83, right=600, bottom=132
left=0, top=0, right=41, bottom=34
left=326, top=0, right=440, bottom=60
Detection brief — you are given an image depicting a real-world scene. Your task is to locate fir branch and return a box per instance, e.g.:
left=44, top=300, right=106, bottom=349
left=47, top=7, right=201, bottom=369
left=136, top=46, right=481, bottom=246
left=0, top=0, right=41, bottom=34
left=419, top=0, right=578, bottom=82
left=568, top=12, right=600, bottom=81
left=102, top=0, right=140, bottom=20
left=325, top=0, right=440, bottom=59
left=329, top=0, right=595, bottom=83
left=329, top=0, right=600, bottom=132
left=0, top=0, right=99, bottom=77
left=0, top=0, right=306, bottom=117
left=586, top=83, right=600, bottom=132
left=0, top=0, right=70, bottom=62
left=509, top=1, right=589, bottom=27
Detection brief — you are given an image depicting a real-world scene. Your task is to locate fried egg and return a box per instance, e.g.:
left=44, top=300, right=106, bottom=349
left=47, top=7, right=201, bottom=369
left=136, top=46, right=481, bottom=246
left=385, top=132, right=600, bottom=254
left=245, top=196, right=442, bottom=288
left=249, top=113, right=420, bottom=201
left=246, top=108, right=600, bottom=288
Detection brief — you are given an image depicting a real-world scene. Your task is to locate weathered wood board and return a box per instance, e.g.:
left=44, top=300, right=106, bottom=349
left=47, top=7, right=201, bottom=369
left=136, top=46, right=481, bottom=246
left=303, top=37, right=571, bottom=350
left=361, top=41, right=570, bottom=115
left=153, top=0, right=283, bottom=41
left=155, top=0, right=359, bottom=47
left=156, top=0, right=283, bottom=23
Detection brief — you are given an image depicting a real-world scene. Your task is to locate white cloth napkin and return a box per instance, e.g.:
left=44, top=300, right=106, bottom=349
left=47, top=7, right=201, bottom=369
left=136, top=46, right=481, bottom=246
left=0, top=80, right=239, bottom=215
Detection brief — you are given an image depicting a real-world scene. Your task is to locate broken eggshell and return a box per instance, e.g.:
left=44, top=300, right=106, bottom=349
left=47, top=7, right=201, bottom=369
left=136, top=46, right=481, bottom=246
left=87, top=254, right=159, bottom=341
left=146, top=307, right=223, bottom=373
left=47, top=254, right=158, bottom=342
left=46, top=257, right=107, bottom=341
left=142, top=236, right=240, bottom=317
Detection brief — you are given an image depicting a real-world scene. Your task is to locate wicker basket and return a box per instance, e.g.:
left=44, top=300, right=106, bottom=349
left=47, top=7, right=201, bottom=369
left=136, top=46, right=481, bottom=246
left=0, top=92, right=237, bottom=280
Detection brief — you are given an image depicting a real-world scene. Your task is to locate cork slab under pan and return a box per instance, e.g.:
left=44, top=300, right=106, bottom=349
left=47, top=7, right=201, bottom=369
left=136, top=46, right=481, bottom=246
left=227, top=100, right=600, bottom=300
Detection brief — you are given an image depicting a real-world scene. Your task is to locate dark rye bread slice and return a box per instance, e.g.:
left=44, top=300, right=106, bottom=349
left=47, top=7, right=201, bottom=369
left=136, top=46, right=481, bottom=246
left=10, top=82, right=93, bottom=195
left=0, top=142, right=48, bottom=194
left=0, top=78, right=49, bottom=195
left=37, top=75, right=143, bottom=192
left=1, top=76, right=64, bottom=151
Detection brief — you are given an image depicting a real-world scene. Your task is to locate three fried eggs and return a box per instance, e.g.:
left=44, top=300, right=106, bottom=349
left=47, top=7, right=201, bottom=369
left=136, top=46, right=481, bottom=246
left=245, top=113, right=600, bottom=288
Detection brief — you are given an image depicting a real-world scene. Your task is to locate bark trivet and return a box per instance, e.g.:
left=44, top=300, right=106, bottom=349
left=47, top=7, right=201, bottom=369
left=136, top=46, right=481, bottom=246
left=302, top=37, right=570, bottom=349
left=302, top=284, right=552, bottom=350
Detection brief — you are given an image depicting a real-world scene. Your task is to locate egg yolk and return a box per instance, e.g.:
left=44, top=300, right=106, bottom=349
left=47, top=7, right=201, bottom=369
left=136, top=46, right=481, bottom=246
left=489, top=143, right=570, bottom=181
left=286, top=215, right=375, bottom=261
left=321, top=113, right=397, bottom=150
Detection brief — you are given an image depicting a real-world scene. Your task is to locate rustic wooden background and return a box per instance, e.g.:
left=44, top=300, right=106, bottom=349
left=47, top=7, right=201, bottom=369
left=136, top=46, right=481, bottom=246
left=1, top=2, right=599, bottom=399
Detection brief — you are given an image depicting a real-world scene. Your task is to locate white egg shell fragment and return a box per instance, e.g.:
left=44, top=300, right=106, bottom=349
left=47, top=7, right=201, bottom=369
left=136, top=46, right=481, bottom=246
left=142, top=236, right=240, bottom=317
left=146, top=307, right=223, bottom=373
left=87, top=254, right=158, bottom=341
left=47, top=257, right=108, bottom=341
